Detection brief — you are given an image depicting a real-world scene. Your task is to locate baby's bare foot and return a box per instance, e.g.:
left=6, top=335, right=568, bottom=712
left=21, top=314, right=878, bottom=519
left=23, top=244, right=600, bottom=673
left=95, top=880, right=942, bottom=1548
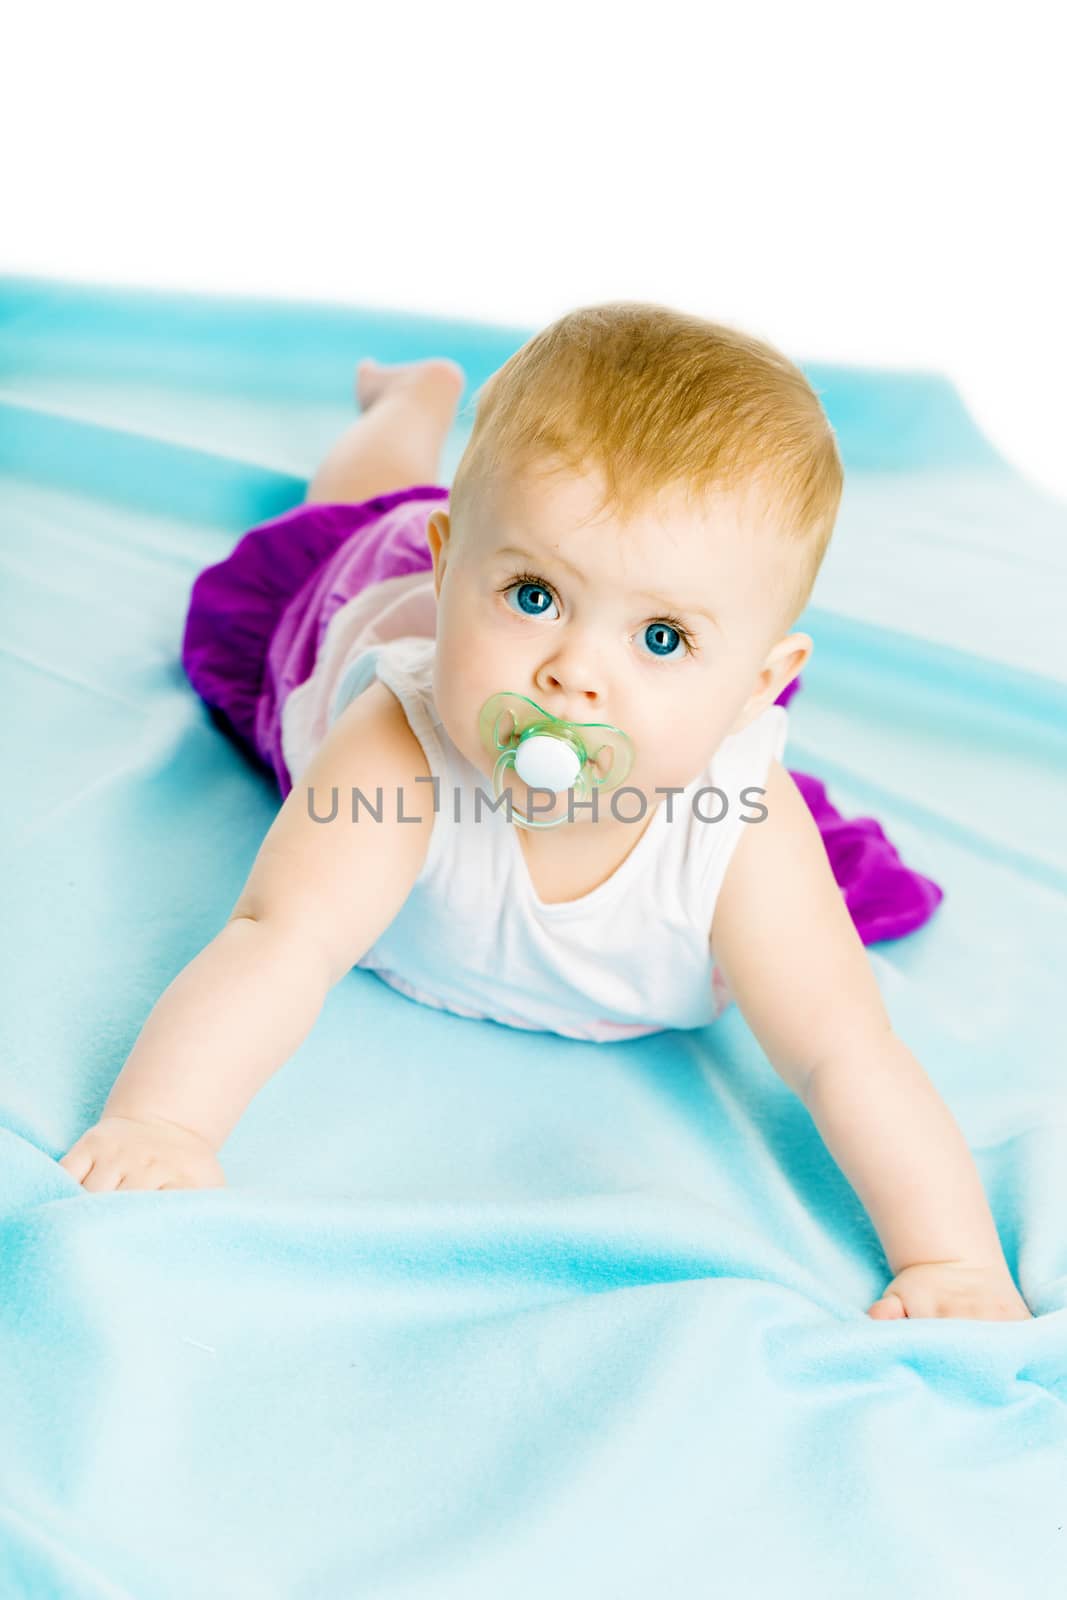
left=355, top=356, right=465, bottom=414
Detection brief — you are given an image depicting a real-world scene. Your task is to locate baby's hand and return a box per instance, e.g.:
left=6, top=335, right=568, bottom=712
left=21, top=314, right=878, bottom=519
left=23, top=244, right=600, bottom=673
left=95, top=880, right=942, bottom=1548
left=867, top=1260, right=1032, bottom=1321
left=58, top=1114, right=227, bottom=1192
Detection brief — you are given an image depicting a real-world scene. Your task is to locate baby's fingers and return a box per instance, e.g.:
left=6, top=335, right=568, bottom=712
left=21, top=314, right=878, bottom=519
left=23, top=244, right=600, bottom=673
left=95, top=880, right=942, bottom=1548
left=58, top=1139, right=133, bottom=1191
left=57, top=1125, right=226, bottom=1193
left=58, top=1142, right=96, bottom=1185
left=80, top=1161, right=127, bottom=1193
left=117, top=1166, right=226, bottom=1191
left=115, top=1167, right=186, bottom=1191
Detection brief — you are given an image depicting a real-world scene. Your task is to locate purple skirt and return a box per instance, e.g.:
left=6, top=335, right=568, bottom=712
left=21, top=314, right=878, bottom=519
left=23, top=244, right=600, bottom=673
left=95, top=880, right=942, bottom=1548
left=181, top=485, right=943, bottom=947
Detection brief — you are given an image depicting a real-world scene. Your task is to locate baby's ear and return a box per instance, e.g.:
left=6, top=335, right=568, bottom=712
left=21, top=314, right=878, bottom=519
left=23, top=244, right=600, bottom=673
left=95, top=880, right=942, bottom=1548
left=759, top=631, right=813, bottom=707
left=426, top=511, right=452, bottom=591
left=728, top=633, right=814, bottom=735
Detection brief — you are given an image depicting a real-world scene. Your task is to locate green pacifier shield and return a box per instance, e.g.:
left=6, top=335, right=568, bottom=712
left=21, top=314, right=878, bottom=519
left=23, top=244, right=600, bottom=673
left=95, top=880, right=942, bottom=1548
left=477, top=691, right=635, bottom=830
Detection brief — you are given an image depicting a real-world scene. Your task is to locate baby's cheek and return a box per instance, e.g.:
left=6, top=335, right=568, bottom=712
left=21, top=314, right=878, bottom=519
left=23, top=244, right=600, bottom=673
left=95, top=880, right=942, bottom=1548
left=434, top=641, right=492, bottom=770
left=632, top=713, right=702, bottom=793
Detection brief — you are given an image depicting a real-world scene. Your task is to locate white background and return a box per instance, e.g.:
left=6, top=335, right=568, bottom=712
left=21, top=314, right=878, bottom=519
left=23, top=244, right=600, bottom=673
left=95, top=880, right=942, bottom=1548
left=4, top=0, right=1065, bottom=502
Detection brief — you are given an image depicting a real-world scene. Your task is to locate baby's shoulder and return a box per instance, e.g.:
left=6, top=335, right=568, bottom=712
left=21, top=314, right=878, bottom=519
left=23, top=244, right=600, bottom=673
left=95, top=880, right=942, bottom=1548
left=708, top=757, right=803, bottom=948
left=710, top=752, right=864, bottom=979
left=359, top=678, right=432, bottom=777
left=229, top=676, right=437, bottom=986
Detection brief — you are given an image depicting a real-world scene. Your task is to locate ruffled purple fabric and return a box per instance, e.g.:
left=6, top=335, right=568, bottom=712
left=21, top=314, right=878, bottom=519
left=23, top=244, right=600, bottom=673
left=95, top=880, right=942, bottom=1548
left=181, top=486, right=448, bottom=792
left=773, top=676, right=944, bottom=943
left=182, top=493, right=944, bottom=948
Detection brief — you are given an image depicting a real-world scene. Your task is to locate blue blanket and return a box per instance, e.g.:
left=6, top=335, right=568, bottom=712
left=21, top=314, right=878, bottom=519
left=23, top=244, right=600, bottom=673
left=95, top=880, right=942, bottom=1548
left=1, top=275, right=1065, bottom=1598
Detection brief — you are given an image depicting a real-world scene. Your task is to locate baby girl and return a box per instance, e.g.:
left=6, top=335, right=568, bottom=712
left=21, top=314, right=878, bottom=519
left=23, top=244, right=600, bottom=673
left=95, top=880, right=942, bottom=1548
left=59, top=301, right=1031, bottom=1322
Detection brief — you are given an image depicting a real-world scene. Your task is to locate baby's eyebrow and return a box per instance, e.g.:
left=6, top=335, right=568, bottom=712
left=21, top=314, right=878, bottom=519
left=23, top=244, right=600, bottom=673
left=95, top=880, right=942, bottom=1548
left=495, top=543, right=719, bottom=629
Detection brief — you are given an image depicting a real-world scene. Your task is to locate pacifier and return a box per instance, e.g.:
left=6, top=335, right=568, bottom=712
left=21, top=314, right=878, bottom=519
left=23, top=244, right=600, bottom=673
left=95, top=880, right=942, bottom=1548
left=477, top=691, right=635, bottom=830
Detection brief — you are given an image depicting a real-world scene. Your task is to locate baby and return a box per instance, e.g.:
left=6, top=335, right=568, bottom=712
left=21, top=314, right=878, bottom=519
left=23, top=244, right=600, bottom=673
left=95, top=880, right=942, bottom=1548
left=59, top=302, right=1031, bottom=1323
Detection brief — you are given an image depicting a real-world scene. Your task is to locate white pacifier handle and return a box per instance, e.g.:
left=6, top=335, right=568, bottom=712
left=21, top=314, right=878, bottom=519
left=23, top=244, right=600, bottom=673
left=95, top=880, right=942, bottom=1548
left=513, top=733, right=583, bottom=793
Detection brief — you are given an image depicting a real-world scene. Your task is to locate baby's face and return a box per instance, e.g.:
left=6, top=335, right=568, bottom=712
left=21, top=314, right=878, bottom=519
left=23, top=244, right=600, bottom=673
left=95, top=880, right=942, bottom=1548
left=426, top=464, right=810, bottom=826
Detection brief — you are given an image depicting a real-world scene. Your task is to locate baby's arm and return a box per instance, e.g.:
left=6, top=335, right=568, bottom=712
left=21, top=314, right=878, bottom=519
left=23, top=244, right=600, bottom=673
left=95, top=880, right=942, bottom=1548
left=59, top=682, right=434, bottom=1191
left=709, top=759, right=1024, bottom=1317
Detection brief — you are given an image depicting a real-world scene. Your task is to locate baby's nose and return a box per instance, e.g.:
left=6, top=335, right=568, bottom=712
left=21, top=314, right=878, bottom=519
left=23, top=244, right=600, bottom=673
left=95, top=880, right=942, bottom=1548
left=537, top=665, right=602, bottom=714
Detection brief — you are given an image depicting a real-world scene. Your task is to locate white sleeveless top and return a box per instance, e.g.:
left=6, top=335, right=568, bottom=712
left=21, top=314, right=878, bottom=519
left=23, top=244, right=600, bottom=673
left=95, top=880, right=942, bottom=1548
left=281, top=570, right=788, bottom=1043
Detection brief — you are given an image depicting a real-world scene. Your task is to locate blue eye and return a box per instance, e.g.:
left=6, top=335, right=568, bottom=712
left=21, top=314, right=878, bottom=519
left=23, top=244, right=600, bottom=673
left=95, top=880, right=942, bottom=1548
left=501, top=576, right=559, bottom=620
left=638, top=622, right=685, bottom=660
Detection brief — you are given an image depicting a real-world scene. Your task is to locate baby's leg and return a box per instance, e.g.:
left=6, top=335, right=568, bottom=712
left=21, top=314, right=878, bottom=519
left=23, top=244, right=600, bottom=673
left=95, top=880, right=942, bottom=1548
left=304, top=357, right=466, bottom=505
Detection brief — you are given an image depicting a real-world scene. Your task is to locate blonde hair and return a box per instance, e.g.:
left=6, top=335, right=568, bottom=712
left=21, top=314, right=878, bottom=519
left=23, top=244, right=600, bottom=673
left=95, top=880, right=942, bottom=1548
left=449, top=301, right=844, bottom=630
